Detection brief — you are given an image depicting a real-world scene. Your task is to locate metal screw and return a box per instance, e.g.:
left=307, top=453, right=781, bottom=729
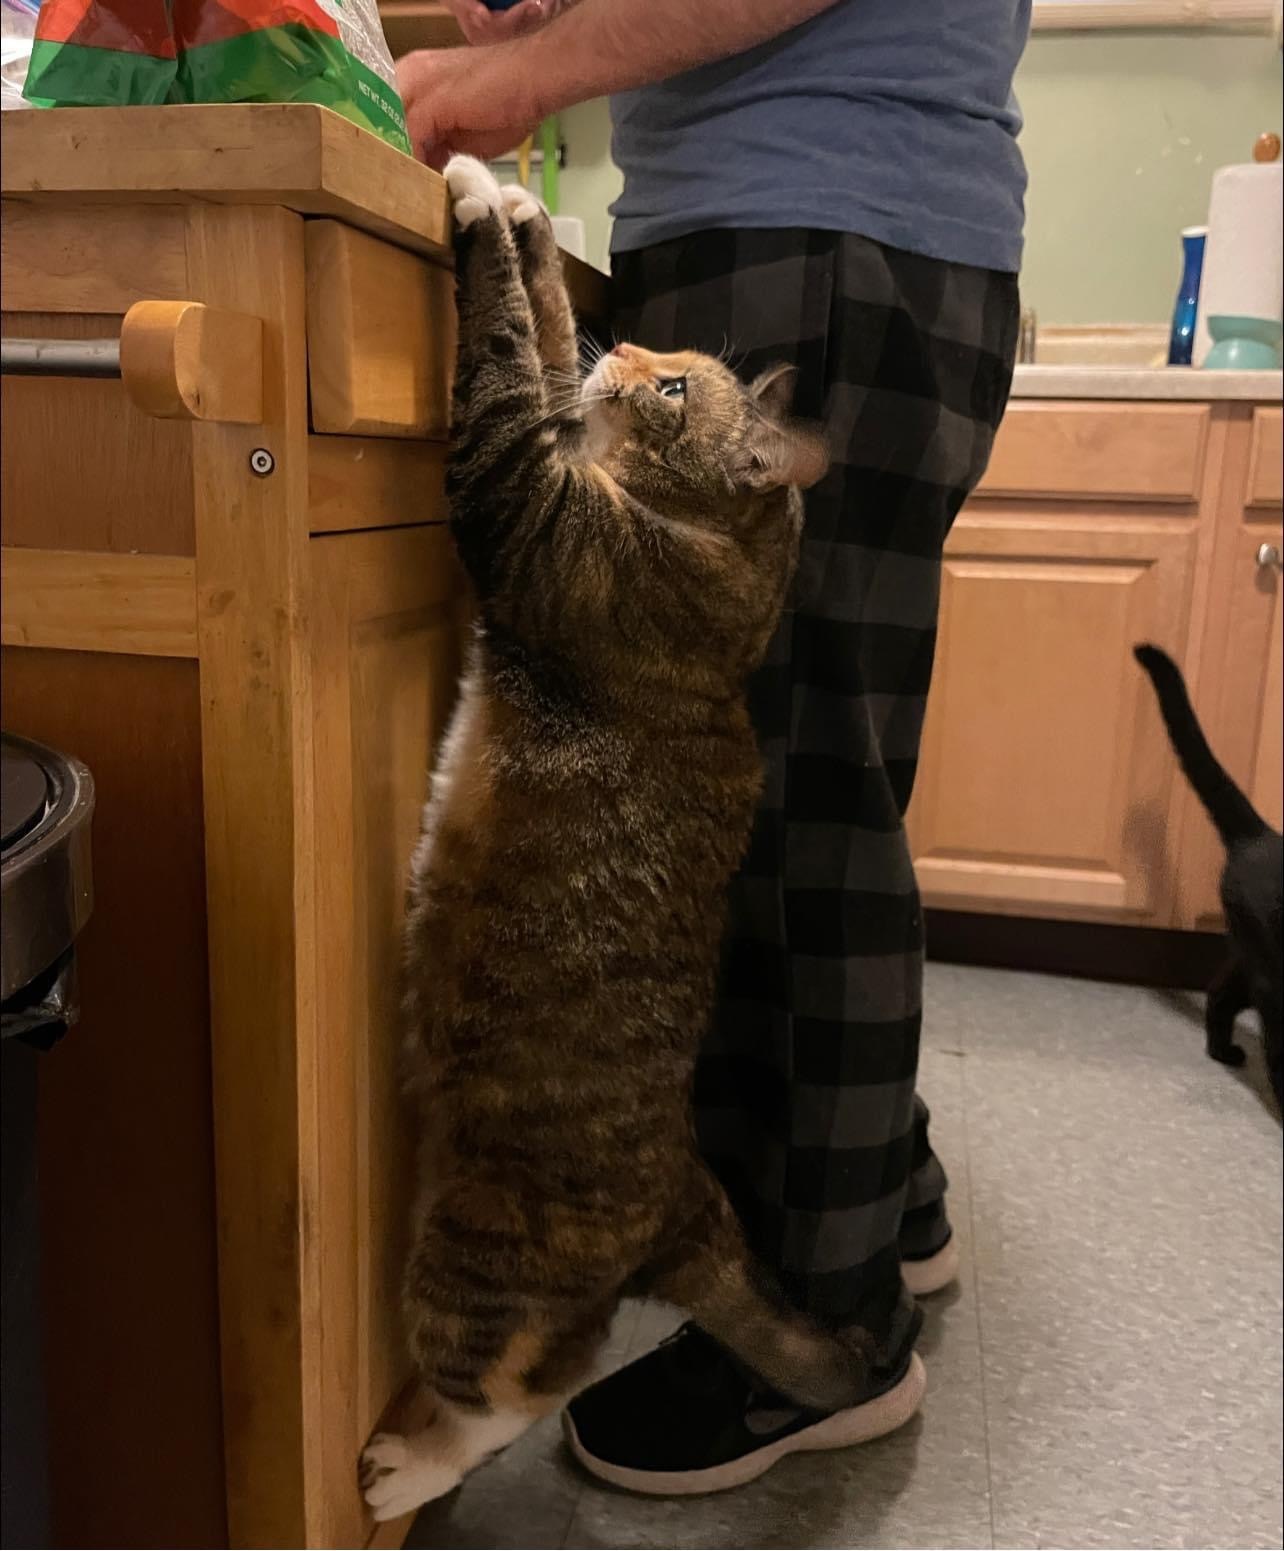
left=249, top=448, right=275, bottom=477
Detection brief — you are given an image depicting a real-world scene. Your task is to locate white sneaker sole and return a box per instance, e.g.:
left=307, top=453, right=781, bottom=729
left=562, top=1351, right=926, bottom=1497
left=902, top=1235, right=960, bottom=1297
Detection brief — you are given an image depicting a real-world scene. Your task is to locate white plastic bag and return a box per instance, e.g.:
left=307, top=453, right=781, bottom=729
left=2, top=0, right=40, bottom=109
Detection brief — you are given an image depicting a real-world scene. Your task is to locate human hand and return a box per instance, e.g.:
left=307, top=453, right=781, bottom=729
left=396, top=45, right=541, bottom=169
left=438, top=0, right=566, bottom=45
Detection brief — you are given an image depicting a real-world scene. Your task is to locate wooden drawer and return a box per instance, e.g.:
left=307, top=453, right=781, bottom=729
left=978, top=401, right=1210, bottom=503
left=1247, top=406, right=1283, bottom=510
left=305, top=220, right=455, bottom=439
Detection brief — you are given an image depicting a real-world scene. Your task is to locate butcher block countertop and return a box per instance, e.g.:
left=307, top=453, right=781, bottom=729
left=0, top=101, right=608, bottom=317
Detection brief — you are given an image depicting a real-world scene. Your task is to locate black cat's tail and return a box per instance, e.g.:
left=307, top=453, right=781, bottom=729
left=1134, top=643, right=1267, bottom=846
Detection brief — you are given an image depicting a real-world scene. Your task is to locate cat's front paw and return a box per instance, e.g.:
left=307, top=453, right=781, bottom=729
left=360, top=1432, right=460, bottom=1522
left=445, top=155, right=507, bottom=230
left=500, top=182, right=548, bottom=227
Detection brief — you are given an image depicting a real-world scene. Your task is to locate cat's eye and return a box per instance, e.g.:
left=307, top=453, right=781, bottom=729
left=656, top=377, right=687, bottom=400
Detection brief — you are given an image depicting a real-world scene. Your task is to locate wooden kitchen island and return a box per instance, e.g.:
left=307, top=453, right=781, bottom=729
left=0, top=105, right=606, bottom=1550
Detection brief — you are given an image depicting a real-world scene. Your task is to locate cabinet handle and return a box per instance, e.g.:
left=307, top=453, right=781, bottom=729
left=1, top=304, right=264, bottom=425
left=1257, top=542, right=1283, bottom=572
left=119, top=301, right=264, bottom=425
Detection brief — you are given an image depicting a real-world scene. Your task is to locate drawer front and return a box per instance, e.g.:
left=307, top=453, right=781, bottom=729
left=978, top=401, right=1210, bottom=503
left=305, top=219, right=455, bottom=439
left=1247, top=406, right=1283, bottom=509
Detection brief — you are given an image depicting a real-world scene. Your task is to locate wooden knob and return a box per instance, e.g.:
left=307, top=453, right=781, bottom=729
left=119, top=301, right=263, bottom=424
left=1253, top=132, right=1281, bottom=163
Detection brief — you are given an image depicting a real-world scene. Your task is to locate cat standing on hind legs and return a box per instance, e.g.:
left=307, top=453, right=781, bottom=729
left=358, top=155, right=891, bottom=1522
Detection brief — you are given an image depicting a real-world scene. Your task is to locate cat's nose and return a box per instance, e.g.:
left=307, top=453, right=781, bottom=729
left=610, top=342, right=636, bottom=358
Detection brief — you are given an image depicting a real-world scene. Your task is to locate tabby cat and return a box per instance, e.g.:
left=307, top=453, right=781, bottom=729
left=359, top=156, right=857, bottom=1521
left=1135, top=644, right=1282, bottom=1104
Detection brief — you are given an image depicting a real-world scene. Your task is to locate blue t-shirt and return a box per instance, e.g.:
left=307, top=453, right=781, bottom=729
left=609, top=0, right=1030, bottom=273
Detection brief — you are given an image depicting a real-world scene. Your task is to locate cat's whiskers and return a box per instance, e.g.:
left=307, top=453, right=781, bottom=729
left=525, top=389, right=613, bottom=432
left=544, top=366, right=584, bottom=390
left=578, top=335, right=608, bottom=372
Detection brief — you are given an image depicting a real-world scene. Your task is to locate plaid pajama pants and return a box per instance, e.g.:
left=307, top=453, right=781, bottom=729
left=612, top=228, right=1019, bottom=1338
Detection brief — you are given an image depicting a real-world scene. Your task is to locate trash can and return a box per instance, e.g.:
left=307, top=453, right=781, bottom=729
left=1, top=733, right=94, bottom=1551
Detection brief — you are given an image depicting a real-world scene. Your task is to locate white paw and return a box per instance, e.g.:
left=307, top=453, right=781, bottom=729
left=445, top=155, right=506, bottom=230
left=500, top=182, right=546, bottom=226
left=360, top=1432, right=409, bottom=1478
left=360, top=1431, right=461, bottom=1522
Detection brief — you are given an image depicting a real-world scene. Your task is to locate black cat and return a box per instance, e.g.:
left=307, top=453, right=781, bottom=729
left=1135, top=644, right=1282, bottom=1107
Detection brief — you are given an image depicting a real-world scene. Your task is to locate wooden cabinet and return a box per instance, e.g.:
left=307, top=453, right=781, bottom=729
left=1171, top=406, right=1283, bottom=930
left=976, top=400, right=1212, bottom=503
left=309, top=525, right=470, bottom=1548
left=1, top=105, right=602, bottom=1550
left=908, top=398, right=1283, bottom=930
left=909, top=510, right=1195, bottom=919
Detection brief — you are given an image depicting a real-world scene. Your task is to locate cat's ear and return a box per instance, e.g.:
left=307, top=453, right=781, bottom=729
left=749, top=364, right=798, bottom=422
left=742, top=418, right=829, bottom=491
left=743, top=364, right=828, bottom=489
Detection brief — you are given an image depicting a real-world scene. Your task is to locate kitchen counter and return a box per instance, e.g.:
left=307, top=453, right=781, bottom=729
left=0, top=102, right=607, bottom=318
left=1012, top=364, right=1283, bottom=401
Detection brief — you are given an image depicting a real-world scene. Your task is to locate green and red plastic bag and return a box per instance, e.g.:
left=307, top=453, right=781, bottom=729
left=23, top=0, right=411, bottom=152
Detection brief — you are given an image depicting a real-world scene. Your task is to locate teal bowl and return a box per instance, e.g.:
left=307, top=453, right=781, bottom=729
left=1203, top=315, right=1283, bottom=370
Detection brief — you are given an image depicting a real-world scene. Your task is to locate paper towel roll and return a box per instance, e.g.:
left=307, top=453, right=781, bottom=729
left=1193, top=161, right=1284, bottom=365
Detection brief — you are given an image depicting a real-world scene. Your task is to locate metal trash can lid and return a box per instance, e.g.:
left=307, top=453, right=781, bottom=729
left=3, top=743, right=52, bottom=850
left=0, top=734, right=94, bottom=1004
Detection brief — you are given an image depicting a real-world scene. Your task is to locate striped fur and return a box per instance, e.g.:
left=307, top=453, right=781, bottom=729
left=363, top=157, right=865, bottom=1518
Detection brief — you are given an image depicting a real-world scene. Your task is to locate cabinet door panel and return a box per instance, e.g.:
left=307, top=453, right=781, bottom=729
left=1177, top=517, right=1283, bottom=930
left=1247, top=407, right=1283, bottom=510
left=1252, top=575, right=1283, bottom=832
left=309, top=522, right=469, bottom=1548
left=908, top=514, right=1195, bottom=919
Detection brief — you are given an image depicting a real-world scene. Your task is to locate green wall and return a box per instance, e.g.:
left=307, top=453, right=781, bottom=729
left=1019, top=32, right=1281, bottom=323
left=559, top=30, right=1283, bottom=323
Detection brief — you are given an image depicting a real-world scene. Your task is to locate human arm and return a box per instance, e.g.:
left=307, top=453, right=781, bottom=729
left=397, top=0, right=842, bottom=165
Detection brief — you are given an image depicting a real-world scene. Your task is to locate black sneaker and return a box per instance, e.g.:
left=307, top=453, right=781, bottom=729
left=563, top=1321, right=925, bottom=1497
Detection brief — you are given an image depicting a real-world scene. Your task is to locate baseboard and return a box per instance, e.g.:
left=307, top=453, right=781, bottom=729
left=925, top=910, right=1225, bottom=992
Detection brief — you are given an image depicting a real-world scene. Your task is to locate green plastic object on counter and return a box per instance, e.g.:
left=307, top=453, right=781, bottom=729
left=540, top=115, right=559, bottom=214
left=23, top=0, right=412, bottom=154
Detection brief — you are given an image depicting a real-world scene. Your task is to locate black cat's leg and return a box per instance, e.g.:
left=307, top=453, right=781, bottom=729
left=1253, top=990, right=1284, bottom=1107
left=1205, top=957, right=1249, bottom=1067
